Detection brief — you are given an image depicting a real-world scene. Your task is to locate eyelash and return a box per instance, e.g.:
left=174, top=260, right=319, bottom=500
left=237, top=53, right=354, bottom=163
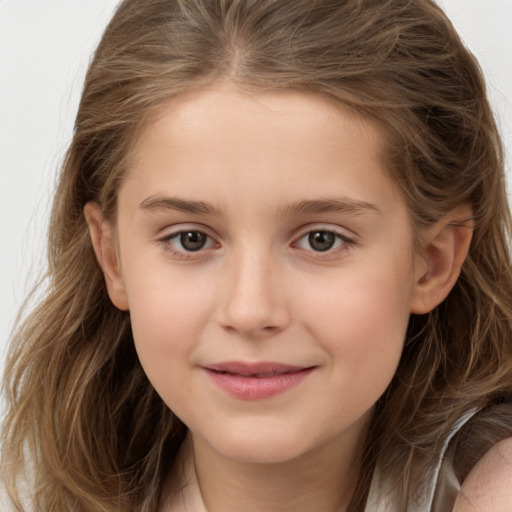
left=158, top=229, right=216, bottom=259
left=292, top=229, right=354, bottom=256
left=157, top=227, right=354, bottom=260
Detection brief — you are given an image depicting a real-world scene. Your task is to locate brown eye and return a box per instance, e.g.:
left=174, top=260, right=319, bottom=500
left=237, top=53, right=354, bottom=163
left=179, top=231, right=208, bottom=251
left=308, top=231, right=336, bottom=252
left=294, top=229, right=351, bottom=254
left=159, top=229, right=217, bottom=258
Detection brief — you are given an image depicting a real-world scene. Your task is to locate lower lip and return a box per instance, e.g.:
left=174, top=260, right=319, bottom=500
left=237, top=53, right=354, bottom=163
left=204, top=368, right=314, bottom=400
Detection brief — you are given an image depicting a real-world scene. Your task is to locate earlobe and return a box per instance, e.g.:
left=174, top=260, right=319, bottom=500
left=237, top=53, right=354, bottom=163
left=410, top=205, right=473, bottom=315
left=84, top=202, right=129, bottom=311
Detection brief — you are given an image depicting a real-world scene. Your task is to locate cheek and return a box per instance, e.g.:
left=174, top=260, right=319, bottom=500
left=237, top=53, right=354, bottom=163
left=122, top=267, right=214, bottom=378
left=301, top=265, right=413, bottom=390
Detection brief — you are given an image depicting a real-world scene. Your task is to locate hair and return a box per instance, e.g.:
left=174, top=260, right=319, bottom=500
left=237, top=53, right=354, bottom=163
left=3, top=0, right=512, bottom=510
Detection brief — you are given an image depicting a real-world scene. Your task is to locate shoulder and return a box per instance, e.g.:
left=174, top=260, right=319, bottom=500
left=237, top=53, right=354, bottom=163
left=452, top=437, right=512, bottom=511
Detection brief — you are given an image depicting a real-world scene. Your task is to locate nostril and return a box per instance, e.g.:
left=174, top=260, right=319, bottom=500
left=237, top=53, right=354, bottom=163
left=222, top=323, right=282, bottom=337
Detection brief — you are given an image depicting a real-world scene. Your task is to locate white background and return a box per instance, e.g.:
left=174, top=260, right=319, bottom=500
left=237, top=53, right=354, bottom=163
left=1, top=1, right=512, bottom=373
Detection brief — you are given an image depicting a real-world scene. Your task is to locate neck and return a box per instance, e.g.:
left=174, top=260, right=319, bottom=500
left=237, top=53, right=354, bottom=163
left=191, top=422, right=368, bottom=512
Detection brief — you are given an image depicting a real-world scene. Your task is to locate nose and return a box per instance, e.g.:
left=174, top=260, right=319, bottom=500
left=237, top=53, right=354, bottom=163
left=216, top=248, right=291, bottom=338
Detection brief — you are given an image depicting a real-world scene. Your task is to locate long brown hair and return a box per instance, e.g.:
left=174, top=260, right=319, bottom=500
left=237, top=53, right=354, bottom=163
left=3, top=1, right=512, bottom=510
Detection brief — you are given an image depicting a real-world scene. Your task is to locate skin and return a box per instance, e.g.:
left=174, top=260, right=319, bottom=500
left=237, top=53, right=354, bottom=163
left=86, top=86, right=473, bottom=511
left=453, top=437, right=512, bottom=511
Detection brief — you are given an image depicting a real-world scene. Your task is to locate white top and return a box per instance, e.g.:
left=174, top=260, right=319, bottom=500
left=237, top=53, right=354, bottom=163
left=364, top=410, right=477, bottom=511
left=163, top=411, right=477, bottom=511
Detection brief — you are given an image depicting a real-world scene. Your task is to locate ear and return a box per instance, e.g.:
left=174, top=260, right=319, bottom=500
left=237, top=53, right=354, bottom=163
left=84, top=202, right=129, bottom=311
left=410, top=205, right=473, bottom=315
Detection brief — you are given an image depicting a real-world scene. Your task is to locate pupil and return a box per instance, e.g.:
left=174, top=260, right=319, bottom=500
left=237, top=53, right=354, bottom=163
left=309, top=231, right=335, bottom=252
left=180, top=231, right=206, bottom=251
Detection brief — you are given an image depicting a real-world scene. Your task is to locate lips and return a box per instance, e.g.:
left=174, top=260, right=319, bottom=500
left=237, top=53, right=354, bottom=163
left=203, top=361, right=315, bottom=400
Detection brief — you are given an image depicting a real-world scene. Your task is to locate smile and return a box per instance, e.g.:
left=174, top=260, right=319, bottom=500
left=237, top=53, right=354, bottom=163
left=203, top=362, right=315, bottom=400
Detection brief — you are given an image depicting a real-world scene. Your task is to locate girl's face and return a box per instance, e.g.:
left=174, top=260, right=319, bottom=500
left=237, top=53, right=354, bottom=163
left=105, top=87, right=426, bottom=464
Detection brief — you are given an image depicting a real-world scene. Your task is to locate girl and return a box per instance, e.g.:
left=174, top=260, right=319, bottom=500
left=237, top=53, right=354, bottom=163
left=2, top=0, right=512, bottom=511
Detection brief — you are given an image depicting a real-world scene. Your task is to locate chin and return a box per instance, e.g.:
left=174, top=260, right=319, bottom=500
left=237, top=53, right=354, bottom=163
left=219, top=440, right=307, bottom=465
left=199, top=419, right=318, bottom=465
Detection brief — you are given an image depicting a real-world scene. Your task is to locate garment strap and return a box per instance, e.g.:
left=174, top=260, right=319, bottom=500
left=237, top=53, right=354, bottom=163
left=428, top=409, right=478, bottom=511
left=364, top=409, right=478, bottom=512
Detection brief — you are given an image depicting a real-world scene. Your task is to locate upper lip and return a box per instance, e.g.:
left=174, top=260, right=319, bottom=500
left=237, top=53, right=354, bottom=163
left=204, top=361, right=313, bottom=377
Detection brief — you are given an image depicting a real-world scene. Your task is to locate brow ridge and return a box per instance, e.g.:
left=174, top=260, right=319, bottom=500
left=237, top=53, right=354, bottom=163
left=278, top=198, right=381, bottom=216
left=139, top=196, right=223, bottom=215
left=139, top=195, right=380, bottom=217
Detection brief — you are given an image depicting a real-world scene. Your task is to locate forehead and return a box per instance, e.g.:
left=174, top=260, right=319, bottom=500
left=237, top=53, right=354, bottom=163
left=122, top=86, right=401, bottom=216
left=133, top=86, right=385, bottom=158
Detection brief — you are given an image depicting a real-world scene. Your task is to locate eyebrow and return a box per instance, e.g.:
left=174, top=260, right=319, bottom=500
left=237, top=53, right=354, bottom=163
left=139, top=196, right=224, bottom=216
left=139, top=195, right=380, bottom=217
left=278, top=198, right=381, bottom=216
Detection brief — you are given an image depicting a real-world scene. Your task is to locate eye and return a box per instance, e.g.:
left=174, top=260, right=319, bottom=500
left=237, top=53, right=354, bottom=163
left=295, top=230, right=350, bottom=252
left=162, top=230, right=215, bottom=253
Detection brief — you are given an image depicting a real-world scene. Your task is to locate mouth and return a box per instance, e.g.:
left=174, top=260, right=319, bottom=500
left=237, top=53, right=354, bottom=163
left=203, top=362, right=315, bottom=400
